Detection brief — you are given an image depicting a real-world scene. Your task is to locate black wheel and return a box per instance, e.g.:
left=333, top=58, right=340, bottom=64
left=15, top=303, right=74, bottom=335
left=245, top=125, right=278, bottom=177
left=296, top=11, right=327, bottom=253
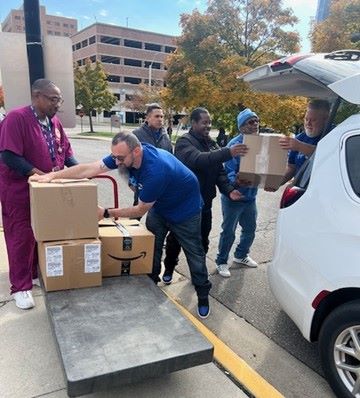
left=319, top=300, right=360, bottom=398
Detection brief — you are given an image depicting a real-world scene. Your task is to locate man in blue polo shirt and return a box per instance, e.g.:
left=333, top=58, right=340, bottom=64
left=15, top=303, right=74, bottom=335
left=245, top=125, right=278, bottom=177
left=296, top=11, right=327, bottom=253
left=31, top=132, right=212, bottom=319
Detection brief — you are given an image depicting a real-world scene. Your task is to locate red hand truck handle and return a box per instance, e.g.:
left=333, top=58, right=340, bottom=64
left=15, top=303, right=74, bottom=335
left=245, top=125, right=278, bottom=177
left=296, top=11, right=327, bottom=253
left=90, top=175, right=119, bottom=212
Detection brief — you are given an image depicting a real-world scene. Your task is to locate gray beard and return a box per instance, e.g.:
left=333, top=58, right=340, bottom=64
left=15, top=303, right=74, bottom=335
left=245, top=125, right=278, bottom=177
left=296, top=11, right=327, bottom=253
left=305, top=129, right=320, bottom=138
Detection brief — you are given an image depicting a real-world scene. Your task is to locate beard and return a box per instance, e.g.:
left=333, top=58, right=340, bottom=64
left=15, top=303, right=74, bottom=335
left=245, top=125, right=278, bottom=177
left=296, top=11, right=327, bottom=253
left=117, top=164, right=130, bottom=181
left=305, top=128, right=320, bottom=138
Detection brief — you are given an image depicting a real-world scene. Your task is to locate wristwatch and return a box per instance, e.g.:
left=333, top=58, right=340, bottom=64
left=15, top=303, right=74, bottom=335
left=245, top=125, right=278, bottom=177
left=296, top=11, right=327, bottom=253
left=103, top=208, right=110, bottom=218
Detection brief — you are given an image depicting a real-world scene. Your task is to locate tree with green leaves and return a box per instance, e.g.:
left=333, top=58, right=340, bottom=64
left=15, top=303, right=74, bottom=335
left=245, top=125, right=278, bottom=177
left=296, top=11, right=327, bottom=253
left=311, top=0, right=360, bottom=52
left=0, top=86, right=4, bottom=108
left=74, top=59, right=117, bottom=133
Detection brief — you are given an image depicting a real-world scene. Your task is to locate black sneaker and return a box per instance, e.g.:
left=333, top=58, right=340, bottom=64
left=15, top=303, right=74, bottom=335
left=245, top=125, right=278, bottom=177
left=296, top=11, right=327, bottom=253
left=162, top=271, right=173, bottom=285
left=197, top=297, right=210, bottom=319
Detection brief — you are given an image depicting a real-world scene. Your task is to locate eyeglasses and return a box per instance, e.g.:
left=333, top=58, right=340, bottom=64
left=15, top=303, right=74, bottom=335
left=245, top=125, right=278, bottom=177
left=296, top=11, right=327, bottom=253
left=110, top=151, right=132, bottom=162
left=247, top=119, right=259, bottom=125
left=41, top=93, right=64, bottom=105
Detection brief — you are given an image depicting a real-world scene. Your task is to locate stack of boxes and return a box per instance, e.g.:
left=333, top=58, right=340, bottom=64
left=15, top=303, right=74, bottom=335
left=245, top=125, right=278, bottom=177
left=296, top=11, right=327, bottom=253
left=30, top=180, right=101, bottom=291
left=29, top=180, right=155, bottom=292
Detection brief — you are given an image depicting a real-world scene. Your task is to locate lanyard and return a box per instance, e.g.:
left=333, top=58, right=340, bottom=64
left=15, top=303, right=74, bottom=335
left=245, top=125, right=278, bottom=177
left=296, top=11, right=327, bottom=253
left=31, top=106, right=56, bottom=162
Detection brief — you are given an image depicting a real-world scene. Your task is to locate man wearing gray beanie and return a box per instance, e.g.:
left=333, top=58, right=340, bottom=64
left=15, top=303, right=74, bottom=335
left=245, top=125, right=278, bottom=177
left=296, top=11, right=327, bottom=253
left=216, top=107, right=260, bottom=277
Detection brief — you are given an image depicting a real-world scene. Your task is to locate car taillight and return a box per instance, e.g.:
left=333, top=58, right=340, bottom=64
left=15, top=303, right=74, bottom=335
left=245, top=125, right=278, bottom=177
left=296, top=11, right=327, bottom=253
left=280, top=185, right=305, bottom=208
left=312, top=290, right=330, bottom=309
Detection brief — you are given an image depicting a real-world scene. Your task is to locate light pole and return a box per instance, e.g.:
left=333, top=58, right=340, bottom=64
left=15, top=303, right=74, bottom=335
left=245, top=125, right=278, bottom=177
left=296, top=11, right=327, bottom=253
left=119, top=88, right=125, bottom=124
left=148, top=62, right=153, bottom=88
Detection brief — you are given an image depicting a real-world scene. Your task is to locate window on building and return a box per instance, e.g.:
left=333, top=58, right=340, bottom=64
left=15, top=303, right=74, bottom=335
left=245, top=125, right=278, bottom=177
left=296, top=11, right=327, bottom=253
left=16, top=25, right=21, bottom=31
left=125, top=94, right=133, bottom=101
left=72, top=45, right=75, bottom=51
left=100, top=36, right=120, bottom=45
left=124, top=58, right=142, bottom=67
left=55, top=22, right=60, bottom=26
left=113, top=93, right=120, bottom=100
left=47, top=21, right=51, bottom=25
left=75, top=42, right=81, bottom=50
left=107, top=75, right=121, bottom=83
left=77, top=60, right=82, bottom=66
left=70, top=24, right=75, bottom=29
left=14, top=15, right=21, bottom=20
left=165, top=46, right=176, bottom=53
left=101, top=55, right=120, bottom=64
left=64, top=33, right=70, bottom=37
left=55, top=31, right=61, bottom=36
left=144, top=43, right=161, bottom=52
left=89, top=35, right=96, bottom=45
left=124, top=77, right=141, bottom=85
left=63, top=23, right=68, bottom=27
left=89, top=55, right=96, bottom=62
left=124, top=39, right=142, bottom=49
left=144, top=61, right=161, bottom=69
left=48, top=30, right=53, bottom=35
left=82, top=39, right=88, bottom=48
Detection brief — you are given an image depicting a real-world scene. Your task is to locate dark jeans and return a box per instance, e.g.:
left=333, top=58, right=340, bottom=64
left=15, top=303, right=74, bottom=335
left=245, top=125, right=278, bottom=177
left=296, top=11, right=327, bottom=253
left=164, top=207, right=212, bottom=274
left=146, top=210, right=211, bottom=298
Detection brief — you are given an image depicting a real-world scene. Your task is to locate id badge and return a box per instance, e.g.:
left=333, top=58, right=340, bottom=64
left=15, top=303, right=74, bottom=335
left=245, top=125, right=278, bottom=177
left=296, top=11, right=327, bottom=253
left=52, top=166, right=60, bottom=172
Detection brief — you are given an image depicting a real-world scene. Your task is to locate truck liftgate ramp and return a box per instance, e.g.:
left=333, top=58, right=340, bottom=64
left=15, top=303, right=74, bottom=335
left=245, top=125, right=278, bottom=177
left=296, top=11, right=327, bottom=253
left=45, top=275, right=214, bottom=397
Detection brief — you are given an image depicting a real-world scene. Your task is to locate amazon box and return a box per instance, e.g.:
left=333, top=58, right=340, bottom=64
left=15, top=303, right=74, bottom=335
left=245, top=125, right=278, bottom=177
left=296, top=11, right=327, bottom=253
left=38, top=239, right=102, bottom=292
left=30, top=179, right=98, bottom=241
left=99, top=219, right=154, bottom=277
left=238, top=133, right=287, bottom=190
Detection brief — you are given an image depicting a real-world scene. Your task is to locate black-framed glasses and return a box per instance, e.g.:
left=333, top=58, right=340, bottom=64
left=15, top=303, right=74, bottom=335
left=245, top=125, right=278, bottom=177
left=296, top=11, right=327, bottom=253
left=247, top=119, right=259, bottom=125
left=41, top=93, right=64, bottom=105
left=110, top=151, right=132, bottom=162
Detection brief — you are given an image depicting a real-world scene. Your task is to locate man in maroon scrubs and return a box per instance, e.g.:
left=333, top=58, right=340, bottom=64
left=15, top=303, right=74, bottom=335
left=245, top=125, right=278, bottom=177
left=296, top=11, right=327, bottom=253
left=0, top=79, right=77, bottom=309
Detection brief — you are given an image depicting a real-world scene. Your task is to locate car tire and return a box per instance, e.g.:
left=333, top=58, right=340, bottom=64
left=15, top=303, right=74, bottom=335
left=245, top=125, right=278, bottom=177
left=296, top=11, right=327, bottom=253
left=319, top=300, right=360, bottom=398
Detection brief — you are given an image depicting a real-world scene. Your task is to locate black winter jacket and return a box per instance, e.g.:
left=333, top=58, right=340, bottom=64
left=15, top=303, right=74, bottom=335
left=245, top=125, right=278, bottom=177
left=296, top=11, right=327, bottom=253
left=175, top=129, right=234, bottom=209
left=132, top=122, right=172, bottom=153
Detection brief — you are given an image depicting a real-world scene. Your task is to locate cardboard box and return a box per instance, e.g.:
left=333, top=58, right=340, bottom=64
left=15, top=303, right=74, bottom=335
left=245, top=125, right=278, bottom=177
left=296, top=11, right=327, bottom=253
left=99, top=219, right=155, bottom=277
left=38, top=239, right=102, bottom=292
left=238, top=133, right=288, bottom=190
left=30, top=179, right=98, bottom=242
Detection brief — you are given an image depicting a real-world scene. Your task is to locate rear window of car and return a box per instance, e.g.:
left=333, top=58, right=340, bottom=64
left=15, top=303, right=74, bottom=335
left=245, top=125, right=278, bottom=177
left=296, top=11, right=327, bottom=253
left=346, top=135, right=360, bottom=196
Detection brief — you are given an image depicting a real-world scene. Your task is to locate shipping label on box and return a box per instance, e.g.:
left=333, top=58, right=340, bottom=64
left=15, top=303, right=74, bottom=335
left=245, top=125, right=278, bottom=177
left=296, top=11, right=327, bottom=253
left=29, top=179, right=98, bottom=242
left=38, top=239, right=102, bottom=292
left=99, top=219, right=154, bottom=277
left=238, top=133, right=287, bottom=190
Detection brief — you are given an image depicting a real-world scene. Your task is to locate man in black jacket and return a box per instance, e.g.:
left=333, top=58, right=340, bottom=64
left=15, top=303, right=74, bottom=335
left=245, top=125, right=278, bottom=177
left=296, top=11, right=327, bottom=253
left=162, top=107, right=247, bottom=281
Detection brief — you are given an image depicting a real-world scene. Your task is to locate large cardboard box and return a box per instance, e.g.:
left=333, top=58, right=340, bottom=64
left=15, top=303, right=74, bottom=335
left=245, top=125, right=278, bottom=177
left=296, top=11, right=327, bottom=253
left=238, top=133, right=288, bottom=190
left=30, top=179, right=98, bottom=242
left=38, top=239, right=102, bottom=292
left=99, top=219, right=155, bottom=277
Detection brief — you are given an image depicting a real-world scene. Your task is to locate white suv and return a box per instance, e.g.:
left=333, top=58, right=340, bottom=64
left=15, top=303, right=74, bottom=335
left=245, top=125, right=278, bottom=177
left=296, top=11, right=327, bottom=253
left=242, top=50, right=360, bottom=398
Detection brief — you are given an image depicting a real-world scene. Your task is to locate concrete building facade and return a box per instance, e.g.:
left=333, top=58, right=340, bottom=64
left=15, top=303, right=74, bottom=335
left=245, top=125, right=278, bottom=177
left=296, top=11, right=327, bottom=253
left=71, top=23, right=176, bottom=123
left=1, top=5, right=77, bottom=37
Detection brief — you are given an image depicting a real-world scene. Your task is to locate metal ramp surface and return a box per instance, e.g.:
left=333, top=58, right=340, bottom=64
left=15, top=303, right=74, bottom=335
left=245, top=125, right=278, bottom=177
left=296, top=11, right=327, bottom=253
left=45, top=275, right=213, bottom=397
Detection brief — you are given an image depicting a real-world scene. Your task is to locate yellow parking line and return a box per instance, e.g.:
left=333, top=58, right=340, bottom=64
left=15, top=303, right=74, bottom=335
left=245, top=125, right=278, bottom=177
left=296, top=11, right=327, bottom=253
left=166, top=293, right=284, bottom=398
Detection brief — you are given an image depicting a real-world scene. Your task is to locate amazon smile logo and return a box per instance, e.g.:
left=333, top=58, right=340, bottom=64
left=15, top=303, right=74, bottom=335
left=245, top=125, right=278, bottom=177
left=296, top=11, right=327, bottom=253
left=107, top=251, right=147, bottom=261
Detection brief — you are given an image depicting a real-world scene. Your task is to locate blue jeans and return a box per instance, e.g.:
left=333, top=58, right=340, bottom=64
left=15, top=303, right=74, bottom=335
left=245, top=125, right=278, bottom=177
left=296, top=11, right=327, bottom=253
left=216, top=195, right=257, bottom=265
left=146, top=210, right=211, bottom=298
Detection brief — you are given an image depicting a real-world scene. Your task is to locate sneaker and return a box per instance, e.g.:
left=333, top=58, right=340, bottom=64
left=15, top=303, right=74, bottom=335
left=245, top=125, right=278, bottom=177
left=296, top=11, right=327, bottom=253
left=32, top=278, right=40, bottom=287
left=162, top=271, right=173, bottom=285
left=13, top=290, right=35, bottom=310
left=197, top=297, right=210, bottom=319
left=216, top=264, right=231, bottom=278
left=233, top=256, right=258, bottom=268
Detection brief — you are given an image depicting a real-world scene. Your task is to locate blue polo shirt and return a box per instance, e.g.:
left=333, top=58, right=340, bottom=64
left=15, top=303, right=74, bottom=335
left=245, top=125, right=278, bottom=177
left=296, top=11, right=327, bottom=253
left=103, top=143, right=202, bottom=223
left=224, top=134, right=258, bottom=202
left=288, top=132, right=321, bottom=172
